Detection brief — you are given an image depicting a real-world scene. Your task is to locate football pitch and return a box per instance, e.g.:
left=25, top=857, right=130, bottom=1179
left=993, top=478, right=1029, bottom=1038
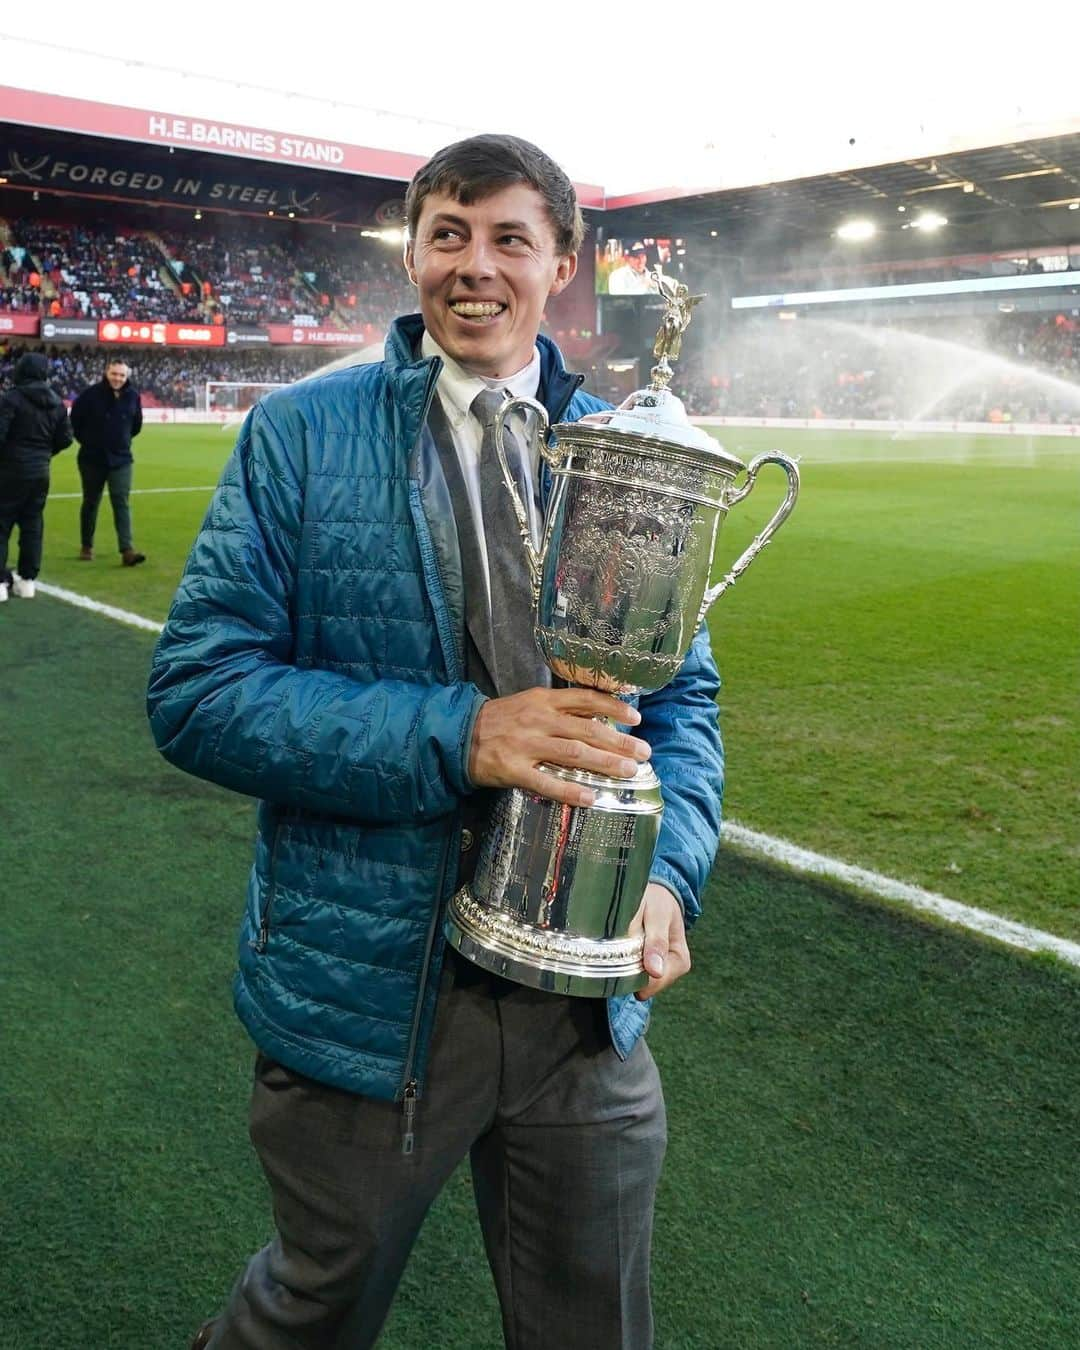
left=33, top=421, right=1080, bottom=937
left=2, top=423, right=1078, bottom=1348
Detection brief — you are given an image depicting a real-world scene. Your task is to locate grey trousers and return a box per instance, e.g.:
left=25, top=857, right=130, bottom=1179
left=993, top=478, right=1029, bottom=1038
left=209, top=962, right=667, bottom=1350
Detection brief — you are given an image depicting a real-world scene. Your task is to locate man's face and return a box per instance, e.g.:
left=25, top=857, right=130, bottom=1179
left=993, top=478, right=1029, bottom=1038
left=405, top=183, right=577, bottom=379
left=106, top=364, right=129, bottom=390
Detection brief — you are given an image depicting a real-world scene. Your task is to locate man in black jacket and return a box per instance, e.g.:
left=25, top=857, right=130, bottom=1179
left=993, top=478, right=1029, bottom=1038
left=70, top=356, right=146, bottom=566
left=0, top=351, right=73, bottom=601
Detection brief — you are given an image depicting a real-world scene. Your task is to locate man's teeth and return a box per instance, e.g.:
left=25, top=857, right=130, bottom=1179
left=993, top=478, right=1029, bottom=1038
left=450, top=302, right=504, bottom=317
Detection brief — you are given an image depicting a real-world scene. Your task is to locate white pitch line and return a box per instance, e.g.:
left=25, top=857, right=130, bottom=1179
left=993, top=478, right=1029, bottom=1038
left=723, top=822, right=1080, bottom=968
left=29, top=581, right=1080, bottom=969
left=49, top=486, right=217, bottom=499
left=34, top=581, right=164, bottom=634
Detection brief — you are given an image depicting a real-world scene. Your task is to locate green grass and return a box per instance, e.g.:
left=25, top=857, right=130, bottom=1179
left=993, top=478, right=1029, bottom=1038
left=706, top=428, right=1080, bottom=938
left=33, top=423, right=1079, bottom=939
left=2, top=598, right=1079, bottom=1349
left=42, top=425, right=229, bottom=618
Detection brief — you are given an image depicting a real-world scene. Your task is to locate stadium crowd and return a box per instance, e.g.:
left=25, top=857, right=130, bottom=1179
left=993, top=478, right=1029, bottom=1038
left=2, top=221, right=203, bottom=322
left=0, top=344, right=330, bottom=407
left=0, top=211, right=414, bottom=333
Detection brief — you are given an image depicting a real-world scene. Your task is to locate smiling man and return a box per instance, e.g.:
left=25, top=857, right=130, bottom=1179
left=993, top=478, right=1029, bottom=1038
left=149, top=134, right=723, bottom=1350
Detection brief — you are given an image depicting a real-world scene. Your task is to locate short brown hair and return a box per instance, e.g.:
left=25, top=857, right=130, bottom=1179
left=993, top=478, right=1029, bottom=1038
left=405, top=134, right=584, bottom=256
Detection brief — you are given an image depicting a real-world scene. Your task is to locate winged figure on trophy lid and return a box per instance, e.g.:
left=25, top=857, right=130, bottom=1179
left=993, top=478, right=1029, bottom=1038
left=649, top=267, right=706, bottom=388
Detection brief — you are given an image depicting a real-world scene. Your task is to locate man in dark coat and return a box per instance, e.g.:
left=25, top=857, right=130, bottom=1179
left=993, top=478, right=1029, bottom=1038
left=0, top=351, right=73, bottom=601
left=70, top=356, right=146, bottom=566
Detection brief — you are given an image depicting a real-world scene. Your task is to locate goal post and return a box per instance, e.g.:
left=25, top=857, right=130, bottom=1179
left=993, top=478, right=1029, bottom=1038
left=202, top=381, right=289, bottom=413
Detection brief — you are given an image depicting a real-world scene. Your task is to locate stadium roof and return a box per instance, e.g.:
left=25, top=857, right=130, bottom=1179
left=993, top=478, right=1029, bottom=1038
left=2, top=3, right=1079, bottom=202
left=603, top=134, right=1080, bottom=257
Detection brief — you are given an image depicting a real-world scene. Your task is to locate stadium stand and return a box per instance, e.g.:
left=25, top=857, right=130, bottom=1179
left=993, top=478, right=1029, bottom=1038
left=2, top=201, right=1079, bottom=421
left=0, top=206, right=415, bottom=333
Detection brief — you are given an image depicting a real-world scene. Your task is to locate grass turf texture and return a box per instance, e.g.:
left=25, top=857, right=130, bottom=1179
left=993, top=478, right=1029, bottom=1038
left=2, top=597, right=1079, bottom=1348
left=30, top=423, right=1079, bottom=940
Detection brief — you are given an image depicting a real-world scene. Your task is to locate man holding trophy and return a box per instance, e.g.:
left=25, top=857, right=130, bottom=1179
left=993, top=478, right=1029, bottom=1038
left=150, top=133, right=766, bottom=1349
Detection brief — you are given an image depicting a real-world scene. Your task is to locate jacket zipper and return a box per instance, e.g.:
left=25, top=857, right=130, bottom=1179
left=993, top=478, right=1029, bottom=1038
left=401, top=1079, right=418, bottom=1155
left=398, top=361, right=454, bottom=1153
left=254, top=818, right=283, bottom=954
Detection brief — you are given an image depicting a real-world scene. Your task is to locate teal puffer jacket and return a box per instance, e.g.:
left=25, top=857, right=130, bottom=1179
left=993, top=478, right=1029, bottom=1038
left=148, top=315, right=724, bottom=1103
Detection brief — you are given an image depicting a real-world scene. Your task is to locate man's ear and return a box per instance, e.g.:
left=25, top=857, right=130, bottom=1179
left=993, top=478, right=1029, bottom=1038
left=403, top=239, right=418, bottom=287
left=549, top=252, right=578, bottom=298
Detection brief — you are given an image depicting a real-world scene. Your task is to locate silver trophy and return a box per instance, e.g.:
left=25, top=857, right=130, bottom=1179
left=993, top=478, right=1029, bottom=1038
left=445, top=269, right=800, bottom=996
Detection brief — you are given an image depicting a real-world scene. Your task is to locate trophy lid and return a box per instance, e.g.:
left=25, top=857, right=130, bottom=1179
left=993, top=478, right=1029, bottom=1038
left=557, top=267, right=746, bottom=474
left=571, top=386, right=745, bottom=468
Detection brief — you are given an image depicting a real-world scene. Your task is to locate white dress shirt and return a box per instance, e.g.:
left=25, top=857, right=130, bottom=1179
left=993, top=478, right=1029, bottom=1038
left=422, top=330, right=545, bottom=606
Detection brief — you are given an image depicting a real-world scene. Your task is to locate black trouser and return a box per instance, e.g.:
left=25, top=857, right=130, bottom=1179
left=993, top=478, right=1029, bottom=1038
left=0, top=471, right=50, bottom=580
left=78, top=457, right=134, bottom=552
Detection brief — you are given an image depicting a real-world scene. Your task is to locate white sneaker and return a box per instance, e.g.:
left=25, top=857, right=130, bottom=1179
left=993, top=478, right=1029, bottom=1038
left=0, top=581, right=8, bottom=602
left=12, top=574, right=35, bottom=599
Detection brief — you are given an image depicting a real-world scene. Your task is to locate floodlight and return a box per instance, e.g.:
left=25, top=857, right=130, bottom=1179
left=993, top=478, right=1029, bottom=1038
left=912, top=212, right=948, bottom=231
left=1070, top=201, right=1080, bottom=211
left=836, top=219, right=876, bottom=241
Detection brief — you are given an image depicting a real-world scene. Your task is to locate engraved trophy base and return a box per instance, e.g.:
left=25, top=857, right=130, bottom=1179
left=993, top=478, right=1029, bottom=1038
left=445, top=763, right=663, bottom=998
left=446, top=891, right=646, bottom=997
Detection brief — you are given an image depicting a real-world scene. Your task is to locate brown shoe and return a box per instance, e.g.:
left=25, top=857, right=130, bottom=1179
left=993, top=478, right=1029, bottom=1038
left=121, top=548, right=146, bottom=567
left=190, top=1318, right=217, bottom=1349
left=78, top=546, right=93, bottom=561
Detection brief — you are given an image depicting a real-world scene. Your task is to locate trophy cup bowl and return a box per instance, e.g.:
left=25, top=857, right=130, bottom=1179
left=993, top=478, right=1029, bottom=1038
left=445, top=272, right=800, bottom=996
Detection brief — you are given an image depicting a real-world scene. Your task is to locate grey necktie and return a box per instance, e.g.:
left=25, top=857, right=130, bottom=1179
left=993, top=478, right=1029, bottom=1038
left=471, top=388, right=548, bottom=696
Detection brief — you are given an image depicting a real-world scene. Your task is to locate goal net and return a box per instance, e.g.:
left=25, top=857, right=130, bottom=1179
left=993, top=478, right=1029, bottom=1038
left=203, top=381, right=288, bottom=413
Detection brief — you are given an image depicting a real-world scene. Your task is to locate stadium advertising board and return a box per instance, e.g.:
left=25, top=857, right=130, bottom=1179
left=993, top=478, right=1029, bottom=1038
left=0, top=314, right=40, bottom=336
left=266, top=324, right=379, bottom=347
left=97, top=321, right=225, bottom=347
left=41, top=318, right=98, bottom=341
left=225, top=327, right=272, bottom=348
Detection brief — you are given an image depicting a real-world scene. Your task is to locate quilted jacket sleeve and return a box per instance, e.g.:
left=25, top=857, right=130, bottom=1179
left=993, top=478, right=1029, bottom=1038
left=637, top=623, right=724, bottom=927
left=147, top=400, right=484, bottom=824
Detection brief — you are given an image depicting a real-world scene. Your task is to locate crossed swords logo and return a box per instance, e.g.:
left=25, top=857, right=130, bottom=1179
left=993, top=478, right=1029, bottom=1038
left=6, top=152, right=49, bottom=181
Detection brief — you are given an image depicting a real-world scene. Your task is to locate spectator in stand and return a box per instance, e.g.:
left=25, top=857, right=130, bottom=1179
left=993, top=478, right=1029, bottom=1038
left=0, top=352, right=73, bottom=601
left=70, top=357, right=147, bottom=566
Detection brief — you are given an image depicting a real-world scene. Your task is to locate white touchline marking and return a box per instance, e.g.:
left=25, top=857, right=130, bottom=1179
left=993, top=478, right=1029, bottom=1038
left=49, top=486, right=217, bottom=499
left=30, top=582, right=1079, bottom=969
left=35, top=582, right=165, bottom=635
left=722, top=823, right=1080, bottom=968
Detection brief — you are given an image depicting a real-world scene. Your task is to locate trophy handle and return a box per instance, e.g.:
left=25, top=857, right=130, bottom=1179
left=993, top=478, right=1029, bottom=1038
left=698, top=452, right=800, bottom=623
left=495, top=395, right=550, bottom=587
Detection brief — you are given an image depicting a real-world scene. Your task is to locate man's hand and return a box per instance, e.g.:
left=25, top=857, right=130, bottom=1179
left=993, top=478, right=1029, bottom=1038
left=468, top=687, right=651, bottom=807
left=630, top=883, right=691, bottom=1001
